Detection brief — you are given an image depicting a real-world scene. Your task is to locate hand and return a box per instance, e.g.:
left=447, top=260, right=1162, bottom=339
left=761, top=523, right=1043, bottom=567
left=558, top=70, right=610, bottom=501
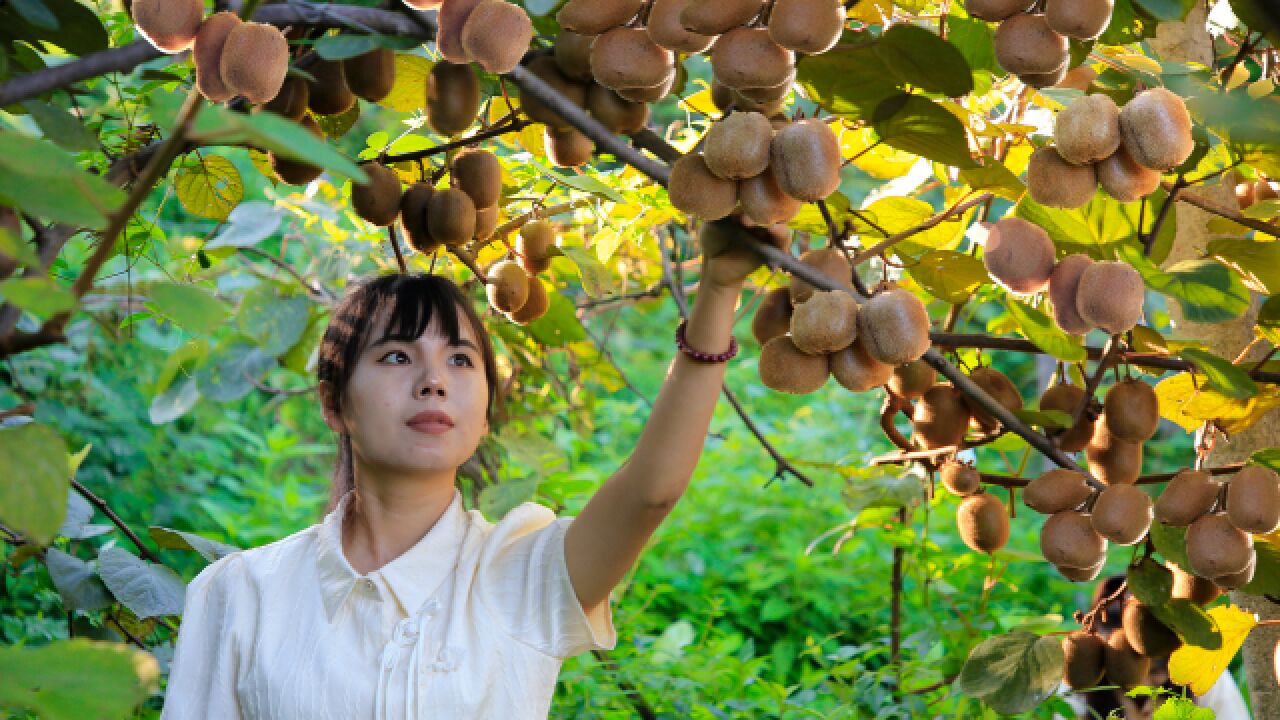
left=698, top=218, right=781, bottom=289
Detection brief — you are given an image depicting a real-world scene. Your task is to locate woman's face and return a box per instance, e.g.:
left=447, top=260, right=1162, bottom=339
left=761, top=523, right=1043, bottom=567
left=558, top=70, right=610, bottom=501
left=321, top=303, right=490, bottom=481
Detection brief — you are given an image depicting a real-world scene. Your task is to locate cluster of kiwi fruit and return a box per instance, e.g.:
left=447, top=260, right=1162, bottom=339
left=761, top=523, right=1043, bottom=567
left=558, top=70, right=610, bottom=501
left=939, top=460, right=1013, bottom=555
left=131, top=0, right=290, bottom=105
left=669, top=112, right=841, bottom=222
left=1028, top=88, right=1195, bottom=209
left=1235, top=175, right=1278, bottom=210
left=429, top=0, right=535, bottom=75
left=751, top=245, right=932, bottom=396
left=966, top=0, right=1111, bottom=88
left=981, top=217, right=1145, bottom=336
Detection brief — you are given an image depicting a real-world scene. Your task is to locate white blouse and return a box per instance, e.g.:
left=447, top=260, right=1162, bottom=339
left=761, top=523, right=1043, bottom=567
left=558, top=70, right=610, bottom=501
left=159, top=487, right=618, bottom=719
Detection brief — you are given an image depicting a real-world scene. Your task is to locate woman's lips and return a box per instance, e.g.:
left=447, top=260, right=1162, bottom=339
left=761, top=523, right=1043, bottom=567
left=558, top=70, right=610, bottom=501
left=407, top=421, right=452, bottom=435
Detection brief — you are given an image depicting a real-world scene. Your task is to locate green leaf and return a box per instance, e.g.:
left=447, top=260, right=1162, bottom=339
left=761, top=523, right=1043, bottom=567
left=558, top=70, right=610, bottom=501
left=1013, top=408, right=1073, bottom=429
left=1257, top=296, right=1280, bottom=346
left=557, top=244, right=615, bottom=299
left=956, top=631, right=1065, bottom=714
left=1128, top=556, right=1174, bottom=605
left=1188, top=90, right=1280, bottom=178
left=96, top=546, right=186, bottom=619
left=1150, top=522, right=1191, bottom=575
left=1118, top=246, right=1250, bottom=324
left=1016, top=188, right=1177, bottom=263
left=314, top=34, right=422, bottom=61
left=875, top=23, right=974, bottom=97
left=0, top=0, right=108, bottom=56
left=871, top=94, right=976, bottom=168
left=527, top=158, right=627, bottom=203
left=0, top=276, right=77, bottom=321
left=43, top=548, right=111, bottom=612
left=478, top=475, right=541, bottom=520
left=524, top=285, right=585, bottom=347
left=206, top=201, right=283, bottom=250
left=1206, top=236, right=1280, bottom=295
left=959, top=158, right=1026, bottom=201
left=1152, top=695, right=1215, bottom=720
left=1249, top=447, right=1280, bottom=473
left=1005, top=300, right=1088, bottom=363
left=148, top=527, right=242, bottom=564
left=147, top=282, right=231, bottom=336
left=0, top=132, right=125, bottom=229
left=1239, top=538, right=1280, bottom=596
left=235, top=288, right=311, bottom=356
left=0, top=422, right=70, bottom=545
left=945, top=14, right=999, bottom=94
left=21, top=100, right=98, bottom=152
left=1152, top=598, right=1222, bottom=651
left=188, top=105, right=366, bottom=183
left=1177, top=347, right=1258, bottom=399
left=57, top=490, right=112, bottom=540
left=175, top=155, right=243, bottom=222
left=0, top=639, right=158, bottom=720
left=1133, top=0, right=1197, bottom=21
left=908, top=250, right=987, bottom=303
left=796, top=45, right=903, bottom=120
left=195, top=342, right=276, bottom=402
left=10, top=0, right=59, bottom=29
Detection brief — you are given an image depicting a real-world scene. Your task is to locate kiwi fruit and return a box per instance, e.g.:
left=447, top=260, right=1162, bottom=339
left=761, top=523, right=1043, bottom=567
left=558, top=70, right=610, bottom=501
left=1118, top=88, right=1195, bottom=172
left=350, top=162, right=403, bottom=227
left=912, top=383, right=971, bottom=449
left=426, top=188, right=478, bottom=247
left=1019, top=65, right=1069, bottom=89
left=1045, top=0, right=1113, bottom=41
left=704, top=112, right=774, bottom=181
left=451, top=148, right=502, bottom=210
left=427, top=61, right=481, bottom=136
left=994, top=14, right=1070, bottom=76
left=220, top=22, right=290, bottom=105
left=790, top=290, right=858, bottom=354
left=1057, top=65, right=1098, bottom=91
left=437, top=0, right=485, bottom=63
left=1103, top=379, right=1159, bottom=442
left=1091, top=484, right=1153, bottom=545
left=1097, top=144, right=1161, bottom=202
left=193, top=12, right=242, bottom=103
left=614, top=70, right=678, bottom=103
left=1041, top=510, right=1108, bottom=569
left=957, top=492, right=1010, bottom=554
left=768, top=0, right=846, bottom=55
left=486, top=260, right=530, bottom=313
left=1048, top=254, right=1094, bottom=336
left=1024, top=468, right=1093, bottom=515
left=1185, top=512, right=1254, bottom=578
left=752, top=287, right=794, bottom=345
left=941, top=460, right=982, bottom=497
left=590, top=27, right=675, bottom=92
left=830, top=336, right=894, bottom=392
left=1255, top=179, right=1279, bottom=203
left=260, top=75, right=309, bottom=121
left=740, top=165, right=803, bottom=225
left=758, top=335, right=830, bottom=394
left=648, top=0, right=717, bottom=53
left=1121, top=601, right=1181, bottom=658
left=859, top=285, right=932, bottom=366
left=771, top=119, right=842, bottom=202
left=1211, top=552, right=1256, bottom=590
left=1086, top=416, right=1143, bottom=485
left=1055, top=558, right=1105, bottom=582
left=553, top=31, right=596, bottom=83
left=517, top=220, right=556, bottom=275
left=1040, top=382, right=1096, bottom=452
left=724, top=85, right=788, bottom=116
left=1062, top=631, right=1107, bottom=689
left=888, top=360, right=934, bottom=400
left=343, top=48, right=396, bottom=104
left=509, top=275, right=550, bottom=324
left=1103, top=629, right=1151, bottom=690
left=461, top=0, right=533, bottom=74
left=668, top=153, right=739, bottom=221
left=403, top=0, right=443, bottom=8
left=1226, top=465, right=1280, bottom=534
left=982, top=217, right=1056, bottom=295
left=1155, top=469, right=1220, bottom=527
left=680, top=0, right=766, bottom=35
left=1026, top=146, right=1097, bottom=209
left=711, top=28, right=795, bottom=91
left=788, top=247, right=850, bottom=304
left=586, top=84, right=650, bottom=134
left=965, top=0, right=1034, bottom=22
left=473, top=205, right=499, bottom=242
left=133, top=0, right=203, bottom=54
left=557, top=0, right=644, bottom=34
left=964, top=366, right=1024, bottom=433
left=269, top=115, right=325, bottom=186
left=736, top=69, right=796, bottom=103
left=399, top=183, right=438, bottom=255
left=519, top=56, right=588, bottom=130
left=307, top=58, right=356, bottom=117
left=1168, top=561, right=1221, bottom=606
left=1075, top=260, right=1144, bottom=334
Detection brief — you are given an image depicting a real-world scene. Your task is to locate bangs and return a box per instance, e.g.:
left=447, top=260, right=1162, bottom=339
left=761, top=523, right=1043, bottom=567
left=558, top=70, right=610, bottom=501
left=362, top=275, right=471, bottom=354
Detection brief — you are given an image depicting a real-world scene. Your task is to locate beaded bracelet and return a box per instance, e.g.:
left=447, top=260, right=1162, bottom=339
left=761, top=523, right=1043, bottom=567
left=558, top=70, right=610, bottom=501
left=675, top=318, right=739, bottom=363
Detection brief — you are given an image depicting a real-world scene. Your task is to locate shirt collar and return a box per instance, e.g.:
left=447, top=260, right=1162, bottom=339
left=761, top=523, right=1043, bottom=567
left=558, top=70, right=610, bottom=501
left=315, top=487, right=467, bottom=622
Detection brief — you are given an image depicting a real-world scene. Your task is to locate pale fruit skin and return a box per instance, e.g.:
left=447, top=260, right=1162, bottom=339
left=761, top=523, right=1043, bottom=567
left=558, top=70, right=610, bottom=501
left=982, top=217, right=1056, bottom=295
left=133, top=0, right=203, bottom=53
left=557, top=0, right=644, bottom=34
left=193, top=12, right=242, bottom=103
left=1086, top=416, right=1143, bottom=485
left=680, top=0, right=766, bottom=35
left=770, top=119, right=842, bottom=202
left=1048, top=254, right=1094, bottom=335
left=1055, top=94, right=1122, bottom=165
left=486, top=260, right=530, bottom=314
left=752, top=287, right=794, bottom=345
left=768, top=0, right=846, bottom=55
left=1024, top=469, right=1094, bottom=515
left=1097, top=144, right=1161, bottom=202
left=994, top=13, right=1069, bottom=75
left=789, top=246, right=853, bottom=305
left=711, top=27, right=796, bottom=91
left=1075, top=260, right=1144, bottom=334
left=912, top=384, right=970, bottom=449
left=509, top=276, right=550, bottom=324
left=1057, top=65, right=1098, bottom=91
left=220, top=23, right=290, bottom=105
left=740, top=166, right=803, bottom=225
left=1039, top=382, right=1095, bottom=452
left=590, top=27, right=675, bottom=92
left=668, top=154, right=738, bottom=221
left=965, top=0, right=1034, bottom=22
left=1226, top=465, right=1280, bottom=534
left=1019, top=65, right=1068, bottom=89
left=830, top=337, right=893, bottom=392
left=957, top=493, right=1010, bottom=554
left=517, top=220, right=556, bottom=275
left=1062, top=631, right=1107, bottom=689
left=1027, top=146, right=1097, bottom=209
left=1186, top=513, right=1254, bottom=578
left=461, top=0, right=534, bottom=74
left=704, top=112, right=774, bottom=181
left=1041, top=510, right=1108, bottom=569
left=1045, top=0, right=1114, bottom=40
left=1154, top=469, right=1220, bottom=527
left=1103, top=379, right=1159, bottom=442
left=758, top=335, right=830, bottom=394
left=858, top=286, right=932, bottom=365
left=1119, top=88, right=1195, bottom=172
left=1055, top=557, right=1104, bottom=582
left=437, top=0, right=486, bottom=63
left=790, top=290, right=859, bottom=354
left=647, top=0, right=716, bottom=53
left=940, top=461, right=982, bottom=496
left=1168, top=561, right=1221, bottom=605
left=1091, top=484, right=1153, bottom=545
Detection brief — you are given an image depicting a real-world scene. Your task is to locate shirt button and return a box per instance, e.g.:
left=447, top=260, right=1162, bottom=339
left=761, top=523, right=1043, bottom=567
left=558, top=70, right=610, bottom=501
left=360, top=578, right=375, bottom=591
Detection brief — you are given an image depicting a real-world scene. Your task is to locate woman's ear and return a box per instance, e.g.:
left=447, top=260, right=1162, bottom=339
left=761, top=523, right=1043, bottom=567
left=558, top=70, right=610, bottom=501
left=317, top=381, right=345, bottom=434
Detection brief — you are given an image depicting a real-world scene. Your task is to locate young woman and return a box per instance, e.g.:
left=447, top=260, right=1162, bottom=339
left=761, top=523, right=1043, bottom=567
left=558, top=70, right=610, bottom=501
left=159, top=234, right=764, bottom=718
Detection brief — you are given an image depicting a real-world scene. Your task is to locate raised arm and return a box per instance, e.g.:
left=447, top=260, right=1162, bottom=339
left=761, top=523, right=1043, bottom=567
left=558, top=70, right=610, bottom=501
left=564, top=226, right=764, bottom=611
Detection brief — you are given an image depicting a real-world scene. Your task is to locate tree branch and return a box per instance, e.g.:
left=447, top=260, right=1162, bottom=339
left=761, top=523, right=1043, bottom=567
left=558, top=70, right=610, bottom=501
left=850, top=193, right=991, bottom=266
left=1169, top=181, right=1280, bottom=239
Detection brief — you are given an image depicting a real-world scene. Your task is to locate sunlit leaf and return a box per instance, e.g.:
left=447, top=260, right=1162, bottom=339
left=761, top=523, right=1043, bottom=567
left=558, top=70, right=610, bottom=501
left=1168, top=605, right=1258, bottom=694
left=0, top=639, right=159, bottom=720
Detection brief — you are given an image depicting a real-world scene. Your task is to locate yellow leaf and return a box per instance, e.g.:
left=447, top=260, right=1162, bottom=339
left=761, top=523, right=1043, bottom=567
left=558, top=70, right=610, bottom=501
left=840, top=126, right=917, bottom=179
left=1168, top=605, right=1258, bottom=695
left=1248, top=79, right=1275, bottom=99
left=848, top=0, right=892, bottom=25
left=382, top=55, right=434, bottom=114
left=679, top=86, right=719, bottom=116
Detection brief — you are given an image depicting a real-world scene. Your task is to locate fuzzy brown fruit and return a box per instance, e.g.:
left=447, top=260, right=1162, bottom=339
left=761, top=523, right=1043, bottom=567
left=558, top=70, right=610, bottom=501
left=461, top=0, right=534, bottom=74
left=740, top=166, right=803, bottom=226
left=426, top=188, right=477, bottom=248
left=965, top=0, right=1034, bottom=22
left=1048, top=254, right=1094, bottom=335
left=788, top=248, right=852, bottom=305
left=1104, top=629, right=1151, bottom=690
left=770, top=119, right=842, bottom=202
left=1086, top=416, right=1143, bottom=486
left=1045, top=0, right=1114, bottom=41
left=859, top=285, right=932, bottom=365
left=269, top=116, right=325, bottom=186
left=307, top=58, right=356, bottom=116
left=426, top=62, right=481, bottom=136
left=704, top=112, right=774, bottom=181
left=553, top=31, right=595, bottom=83
left=1027, top=146, right=1097, bottom=209
left=586, top=84, right=650, bottom=135
left=133, top=0, right=203, bottom=54
left=517, top=220, right=556, bottom=275
left=1103, top=379, right=1159, bottom=442
left=1185, top=512, right=1254, bottom=579
left=647, top=0, right=716, bottom=53
left=994, top=13, right=1069, bottom=76
left=1097, top=144, right=1161, bottom=202
left=1024, top=469, right=1093, bottom=515
left=451, top=148, right=502, bottom=210
left=711, top=27, right=795, bottom=91
left=545, top=126, right=596, bottom=168
left=519, top=56, right=588, bottom=130
left=1076, top=260, right=1144, bottom=334
left=1154, top=469, right=1220, bottom=527
left=982, top=217, right=1056, bottom=295
left=473, top=205, right=499, bottom=242
left=957, top=493, right=1010, bottom=554
left=888, top=360, right=934, bottom=400
left=260, top=75, right=309, bottom=121
left=344, top=48, right=396, bottom=104
left=487, top=260, right=530, bottom=314
left=351, top=162, right=403, bottom=227
left=768, top=0, right=846, bottom=54
left=964, top=366, right=1023, bottom=433
left=1169, top=561, right=1221, bottom=606
left=752, top=287, right=794, bottom=345
left=220, top=22, right=290, bottom=105
left=1041, top=510, right=1108, bottom=569
left=1226, top=465, right=1280, bottom=534
left=830, top=337, right=894, bottom=392
left=1122, top=601, right=1181, bottom=658
left=437, top=0, right=485, bottom=63
left=1055, top=558, right=1105, bottom=582
left=509, top=275, right=550, bottom=324
left=912, top=384, right=971, bottom=449
left=1057, top=65, right=1098, bottom=91
left=590, top=27, right=675, bottom=92
left=399, top=183, right=438, bottom=255
left=758, top=335, right=830, bottom=394
left=193, top=12, right=242, bottom=103
left=1119, top=88, right=1195, bottom=172
left=680, top=0, right=766, bottom=35
left=1062, top=631, right=1107, bottom=689
left=790, top=290, right=858, bottom=354
left=668, top=154, right=738, bottom=221
left=1091, top=484, right=1153, bottom=545
left=1039, top=382, right=1096, bottom=452
left=1211, top=553, right=1256, bottom=590
left=941, top=461, right=981, bottom=497
left=558, top=0, right=644, bottom=34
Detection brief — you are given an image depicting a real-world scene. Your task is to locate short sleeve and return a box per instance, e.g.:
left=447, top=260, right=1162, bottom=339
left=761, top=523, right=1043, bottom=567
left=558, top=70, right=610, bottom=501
left=159, top=552, right=252, bottom=720
left=476, top=504, right=617, bottom=659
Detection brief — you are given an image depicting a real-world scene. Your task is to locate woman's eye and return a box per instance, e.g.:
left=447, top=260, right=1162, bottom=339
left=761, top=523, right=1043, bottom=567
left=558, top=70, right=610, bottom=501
left=451, top=353, right=474, bottom=367
left=381, top=350, right=409, bottom=364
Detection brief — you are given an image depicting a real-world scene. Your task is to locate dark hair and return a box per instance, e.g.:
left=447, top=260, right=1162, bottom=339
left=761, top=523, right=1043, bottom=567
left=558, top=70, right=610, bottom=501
left=316, top=272, right=499, bottom=516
